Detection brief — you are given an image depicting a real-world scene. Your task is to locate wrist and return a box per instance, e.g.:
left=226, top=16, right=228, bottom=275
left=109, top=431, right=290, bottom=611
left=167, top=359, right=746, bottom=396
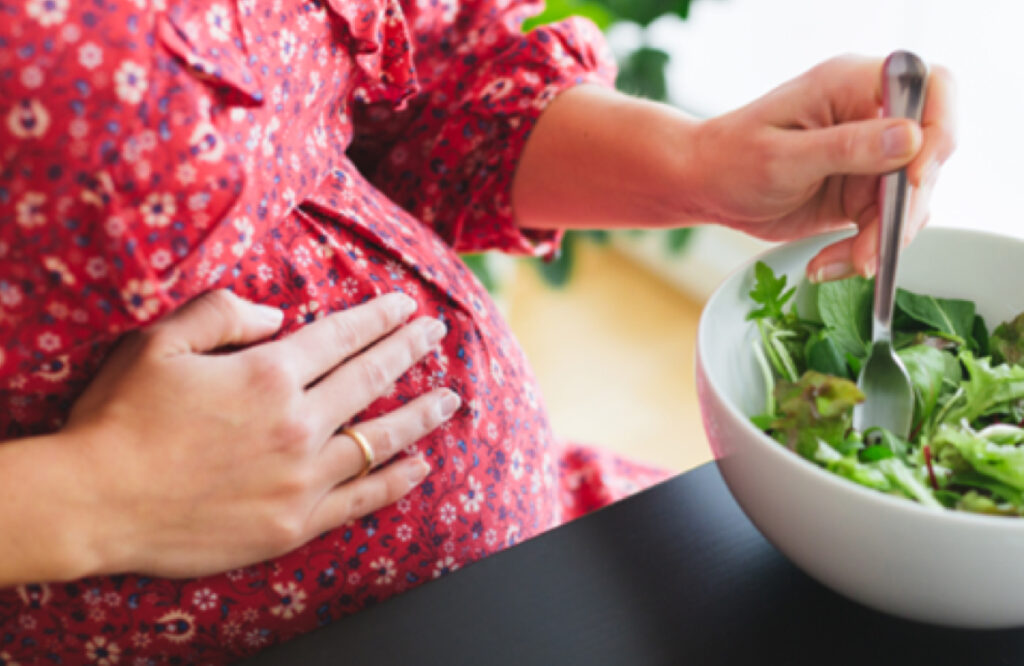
left=514, top=85, right=710, bottom=231
left=630, top=98, right=710, bottom=228
left=58, top=422, right=136, bottom=579
left=0, top=429, right=109, bottom=585
left=659, top=113, right=719, bottom=227
left=673, top=114, right=740, bottom=228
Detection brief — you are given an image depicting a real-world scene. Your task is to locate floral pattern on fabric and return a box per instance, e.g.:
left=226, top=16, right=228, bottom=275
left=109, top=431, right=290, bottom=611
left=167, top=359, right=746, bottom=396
left=0, top=0, right=668, bottom=662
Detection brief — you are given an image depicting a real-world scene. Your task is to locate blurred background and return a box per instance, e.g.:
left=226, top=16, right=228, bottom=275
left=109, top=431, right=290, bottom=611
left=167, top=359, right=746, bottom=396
left=479, top=0, right=1024, bottom=473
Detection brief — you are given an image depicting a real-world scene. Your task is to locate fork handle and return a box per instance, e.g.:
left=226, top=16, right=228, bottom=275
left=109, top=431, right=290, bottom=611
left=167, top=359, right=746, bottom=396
left=874, top=51, right=928, bottom=342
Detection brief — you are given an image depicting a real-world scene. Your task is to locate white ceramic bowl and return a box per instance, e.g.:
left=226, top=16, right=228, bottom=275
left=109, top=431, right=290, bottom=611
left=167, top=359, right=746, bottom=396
left=697, top=226, right=1024, bottom=628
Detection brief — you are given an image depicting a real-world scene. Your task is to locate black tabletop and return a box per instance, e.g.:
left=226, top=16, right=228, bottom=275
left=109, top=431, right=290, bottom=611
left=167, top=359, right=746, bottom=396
left=241, top=462, right=1024, bottom=666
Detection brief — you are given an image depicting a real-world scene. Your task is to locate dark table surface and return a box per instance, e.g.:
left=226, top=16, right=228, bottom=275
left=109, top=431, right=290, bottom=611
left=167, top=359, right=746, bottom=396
left=242, top=462, right=1024, bottom=666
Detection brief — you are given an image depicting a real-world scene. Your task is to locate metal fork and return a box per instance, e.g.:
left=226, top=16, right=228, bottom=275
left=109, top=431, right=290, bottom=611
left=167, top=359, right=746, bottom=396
left=853, top=51, right=928, bottom=439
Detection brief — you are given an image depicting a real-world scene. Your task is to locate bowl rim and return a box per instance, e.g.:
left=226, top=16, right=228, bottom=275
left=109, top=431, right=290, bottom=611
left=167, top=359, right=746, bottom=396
left=698, top=225, right=1024, bottom=531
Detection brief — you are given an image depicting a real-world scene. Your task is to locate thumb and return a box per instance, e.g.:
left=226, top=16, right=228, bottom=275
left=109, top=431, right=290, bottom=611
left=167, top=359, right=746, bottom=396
left=787, top=118, right=922, bottom=183
left=150, top=290, right=284, bottom=355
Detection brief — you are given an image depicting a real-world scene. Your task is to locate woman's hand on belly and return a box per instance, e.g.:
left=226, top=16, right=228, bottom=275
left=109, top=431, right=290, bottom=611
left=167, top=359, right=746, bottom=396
left=51, top=290, right=457, bottom=581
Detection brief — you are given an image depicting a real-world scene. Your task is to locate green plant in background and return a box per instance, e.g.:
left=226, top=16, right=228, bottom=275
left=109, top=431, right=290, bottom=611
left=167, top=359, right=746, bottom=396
left=463, top=0, right=709, bottom=290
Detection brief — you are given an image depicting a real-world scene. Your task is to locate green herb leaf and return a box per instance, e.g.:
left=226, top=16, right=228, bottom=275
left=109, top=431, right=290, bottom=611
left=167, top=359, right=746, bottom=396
left=859, top=444, right=895, bottom=462
left=817, top=277, right=873, bottom=360
left=863, top=426, right=910, bottom=460
left=971, top=314, right=990, bottom=356
left=747, top=261, right=795, bottom=321
left=895, top=289, right=975, bottom=342
left=804, top=331, right=849, bottom=378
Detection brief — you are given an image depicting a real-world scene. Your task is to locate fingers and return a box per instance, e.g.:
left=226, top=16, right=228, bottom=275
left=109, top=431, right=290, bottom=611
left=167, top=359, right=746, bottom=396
left=308, top=316, right=447, bottom=433
left=783, top=118, right=922, bottom=187
left=806, top=216, right=875, bottom=284
left=306, top=455, right=432, bottom=537
left=262, top=292, right=417, bottom=386
left=808, top=174, right=935, bottom=283
left=320, top=388, right=461, bottom=484
left=907, top=64, right=957, bottom=186
left=147, top=290, right=284, bottom=356
left=757, top=54, right=882, bottom=127
left=773, top=55, right=953, bottom=189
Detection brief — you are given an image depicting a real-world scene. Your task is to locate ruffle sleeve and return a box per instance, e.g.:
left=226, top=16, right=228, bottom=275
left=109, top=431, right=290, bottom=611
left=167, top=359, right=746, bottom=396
left=346, top=0, right=617, bottom=257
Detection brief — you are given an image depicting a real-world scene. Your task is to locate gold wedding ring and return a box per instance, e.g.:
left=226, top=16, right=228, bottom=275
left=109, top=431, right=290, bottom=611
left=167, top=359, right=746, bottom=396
left=343, top=426, right=374, bottom=479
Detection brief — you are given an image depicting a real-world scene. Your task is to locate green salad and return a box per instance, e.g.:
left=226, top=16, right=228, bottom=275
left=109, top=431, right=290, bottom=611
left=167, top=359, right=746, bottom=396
left=748, top=261, right=1024, bottom=516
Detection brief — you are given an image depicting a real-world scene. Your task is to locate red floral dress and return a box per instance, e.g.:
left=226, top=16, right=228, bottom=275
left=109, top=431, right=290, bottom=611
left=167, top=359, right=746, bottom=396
left=0, top=0, right=669, bottom=662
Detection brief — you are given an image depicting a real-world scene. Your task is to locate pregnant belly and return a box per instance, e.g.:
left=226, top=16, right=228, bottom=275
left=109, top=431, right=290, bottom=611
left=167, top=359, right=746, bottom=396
left=0, top=194, right=564, bottom=665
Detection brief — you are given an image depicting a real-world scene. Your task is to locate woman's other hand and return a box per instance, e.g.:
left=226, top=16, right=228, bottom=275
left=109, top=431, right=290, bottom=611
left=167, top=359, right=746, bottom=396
left=686, top=55, right=957, bottom=281
left=514, top=55, right=956, bottom=284
left=62, top=290, right=456, bottom=579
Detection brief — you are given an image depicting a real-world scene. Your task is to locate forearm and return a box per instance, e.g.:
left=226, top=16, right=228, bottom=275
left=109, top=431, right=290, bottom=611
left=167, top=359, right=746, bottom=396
left=0, top=430, right=104, bottom=586
left=511, top=84, right=709, bottom=231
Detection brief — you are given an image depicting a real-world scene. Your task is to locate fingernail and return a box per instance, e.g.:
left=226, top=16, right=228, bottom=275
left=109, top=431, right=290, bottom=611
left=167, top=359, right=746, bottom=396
left=810, top=261, right=854, bottom=283
left=257, top=305, right=284, bottom=327
left=439, top=390, right=461, bottom=419
left=422, top=318, right=446, bottom=345
left=407, top=455, right=430, bottom=485
left=863, top=257, right=878, bottom=279
left=882, top=124, right=914, bottom=158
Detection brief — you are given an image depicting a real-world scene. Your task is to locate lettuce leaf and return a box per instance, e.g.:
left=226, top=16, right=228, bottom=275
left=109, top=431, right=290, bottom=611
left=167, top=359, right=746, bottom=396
left=941, top=354, right=1024, bottom=426
left=991, top=312, right=1024, bottom=366
left=897, top=344, right=962, bottom=431
left=770, top=371, right=863, bottom=460
left=931, top=422, right=1024, bottom=491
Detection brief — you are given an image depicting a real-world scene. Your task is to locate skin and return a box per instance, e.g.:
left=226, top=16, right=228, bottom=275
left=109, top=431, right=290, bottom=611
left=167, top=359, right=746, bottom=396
left=512, top=55, right=957, bottom=283
left=0, top=54, right=957, bottom=587
left=0, top=291, right=459, bottom=585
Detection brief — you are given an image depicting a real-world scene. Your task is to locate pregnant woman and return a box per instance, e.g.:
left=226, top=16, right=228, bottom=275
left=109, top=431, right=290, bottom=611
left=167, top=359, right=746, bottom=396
left=0, top=0, right=953, bottom=661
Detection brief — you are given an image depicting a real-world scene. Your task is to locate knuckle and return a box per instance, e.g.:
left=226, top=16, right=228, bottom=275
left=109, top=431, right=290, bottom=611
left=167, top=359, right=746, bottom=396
left=344, top=482, right=391, bottom=520
left=280, top=467, right=315, bottom=497
left=201, top=289, right=242, bottom=321
left=373, top=300, right=396, bottom=332
left=810, top=54, right=853, bottom=82
left=360, top=356, right=392, bottom=393
left=344, top=489, right=371, bottom=519
left=831, top=127, right=859, bottom=164
left=419, top=398, right=440, bottom=430
left=385, top=471, right=411, bottom=503
left=753, top=134, right=786, bottom=190
left=248, top=351, right=296, bottom=396
left=325, top=314, right=360, bottom=354
left=273, top=416, right=315, bottom=451
left=132, top=327, right=169, bottom=358
left=200, top=290, right=246, bottom=341
left=266, top=511, right=305, bottom=549
left=375, top=426, right=397, bottom=458
left=407, top=325, right=430, bottom=360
